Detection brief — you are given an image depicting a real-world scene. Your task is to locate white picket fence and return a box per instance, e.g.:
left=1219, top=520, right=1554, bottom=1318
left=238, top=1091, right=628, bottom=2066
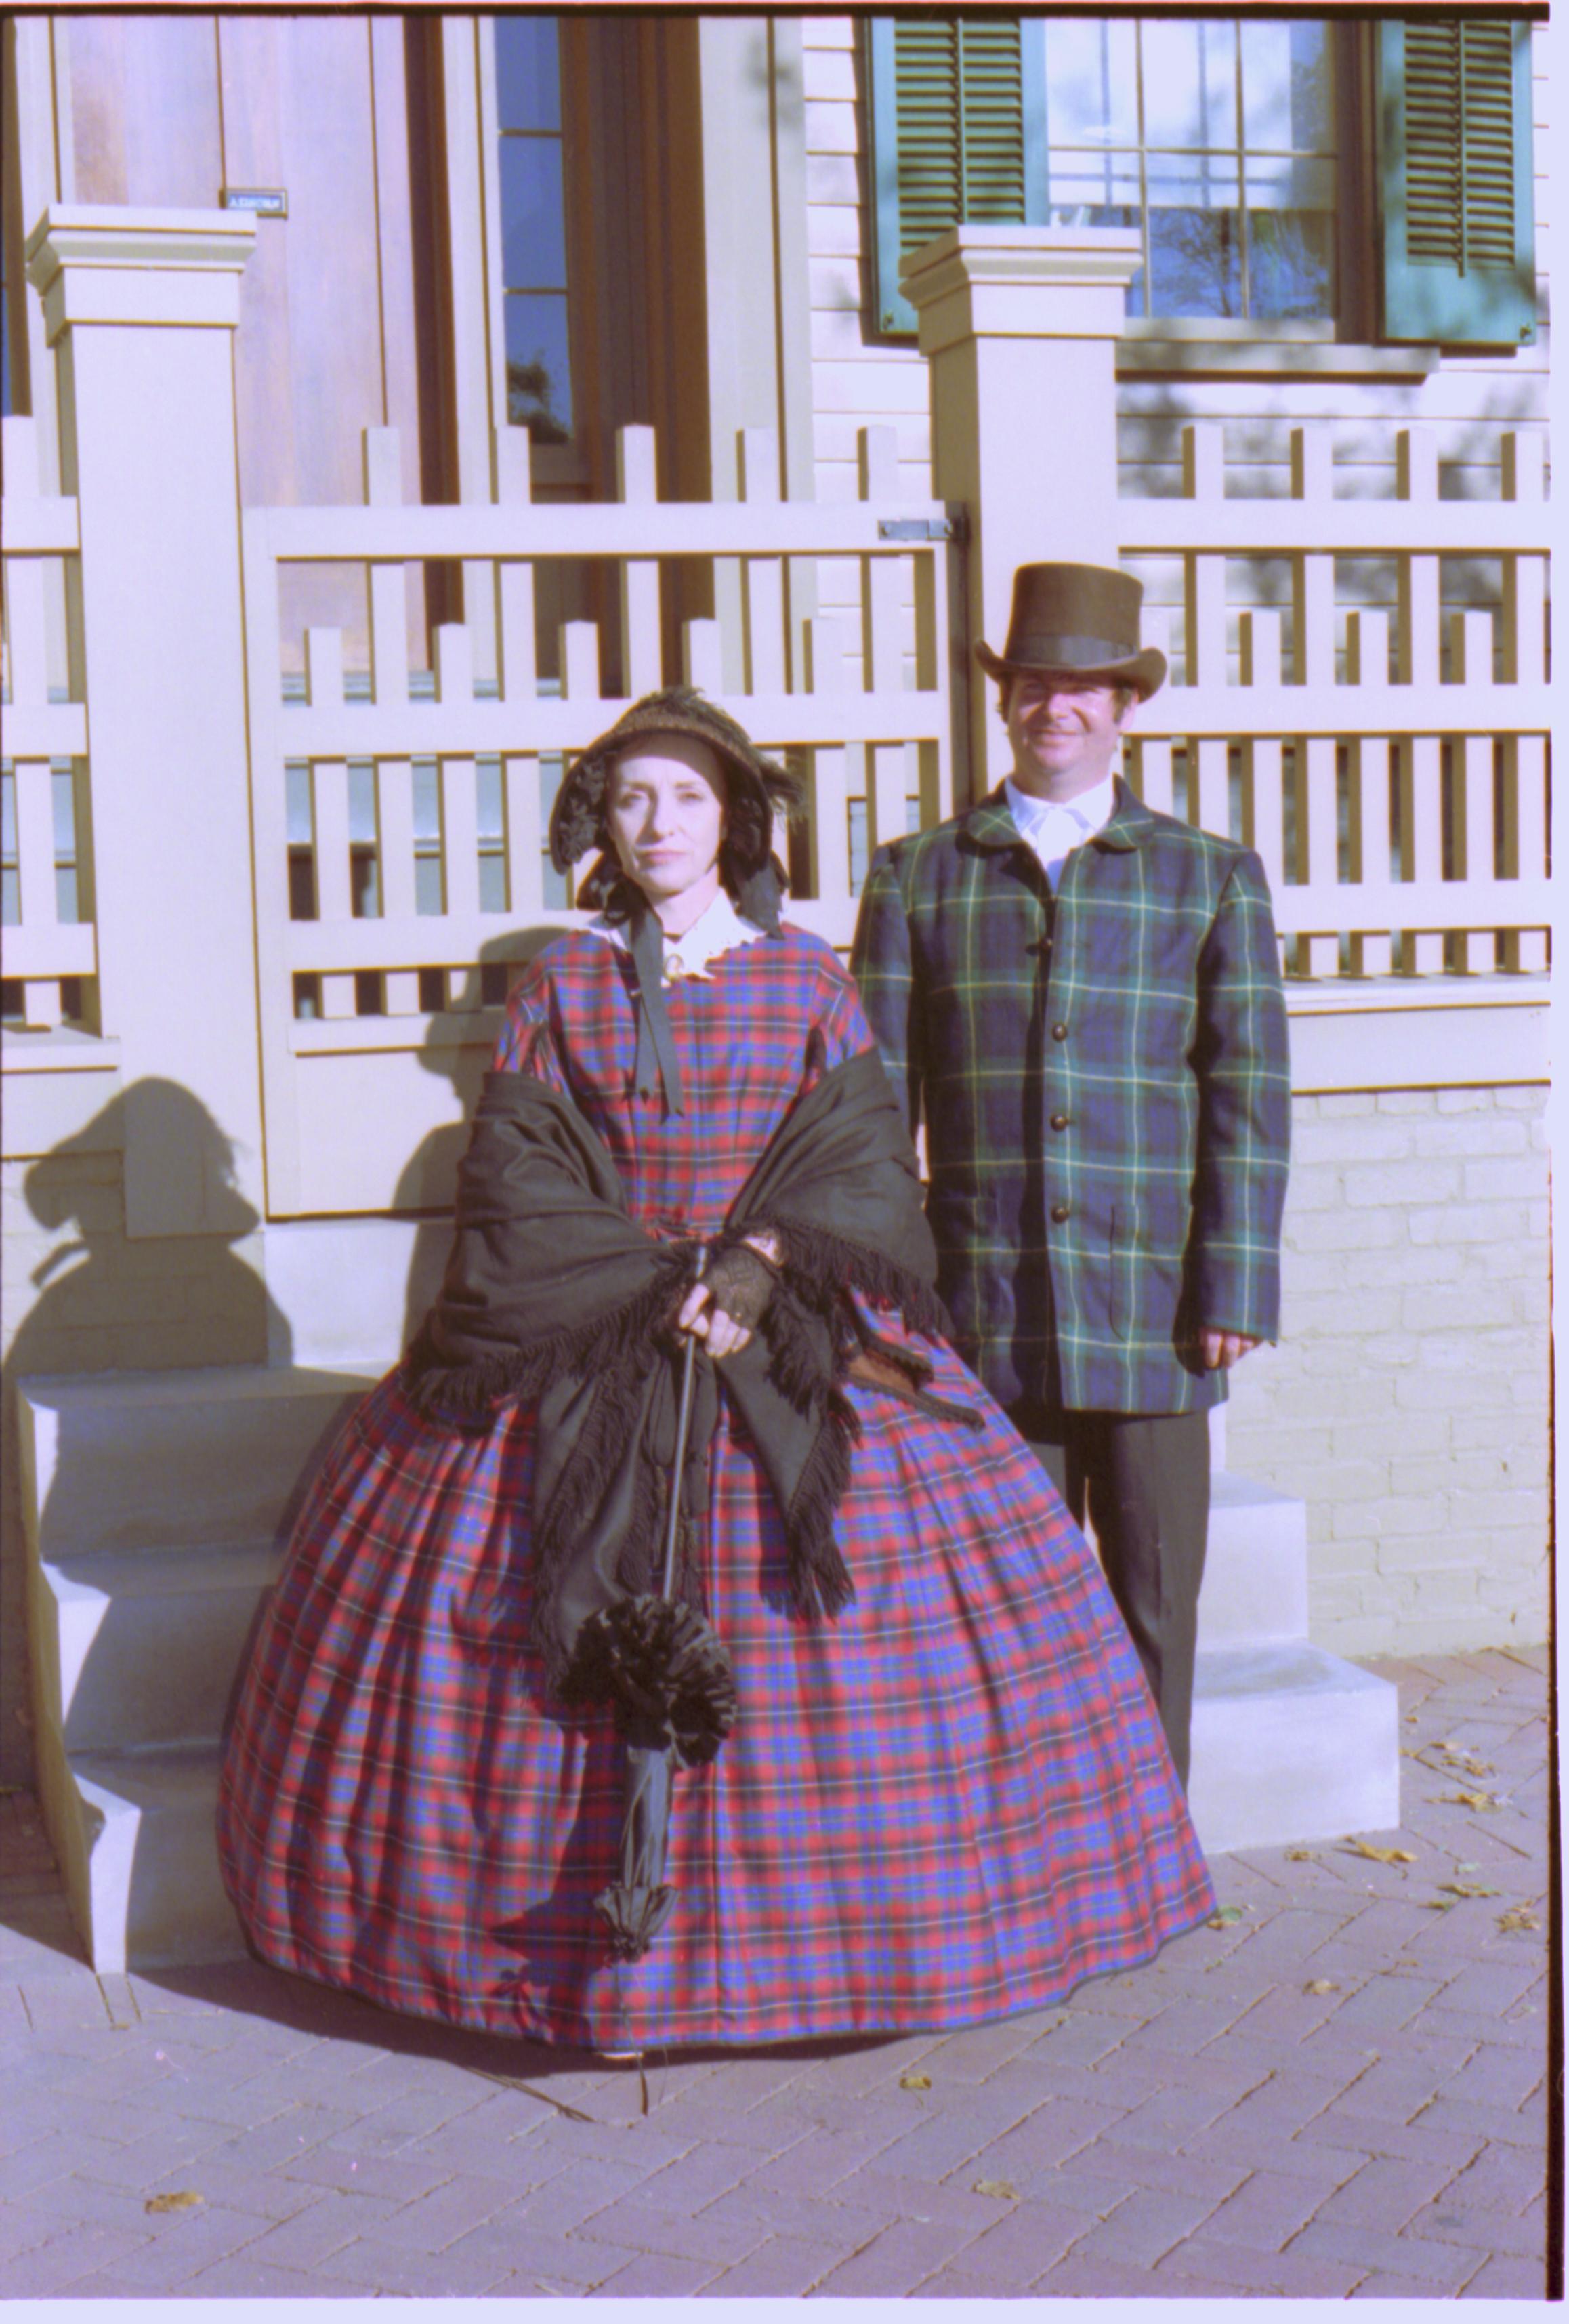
left=1, top=404, right=1553, bottom=1216
left=1123, top=423, right=1551, bottom=979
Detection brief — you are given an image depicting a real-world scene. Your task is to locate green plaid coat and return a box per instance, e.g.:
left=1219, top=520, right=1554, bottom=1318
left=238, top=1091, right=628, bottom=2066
left=850, top=781, right=1291, bottom=1416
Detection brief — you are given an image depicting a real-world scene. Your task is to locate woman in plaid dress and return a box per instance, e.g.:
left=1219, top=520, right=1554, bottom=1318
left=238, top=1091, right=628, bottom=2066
left=219, top=691, right=1214, bottom=2049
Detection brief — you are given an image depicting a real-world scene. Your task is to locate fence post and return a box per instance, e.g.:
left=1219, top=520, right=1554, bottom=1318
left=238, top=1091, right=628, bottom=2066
left=901, top=225, right=1142, bottom=800
left=25, top=205, right=262, bottom=1236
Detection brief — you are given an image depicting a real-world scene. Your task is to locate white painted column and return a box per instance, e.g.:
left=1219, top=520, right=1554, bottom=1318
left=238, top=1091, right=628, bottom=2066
left=25, top=206, right=264, bottom=1238
left=902, top=226, right=1142, bottom=800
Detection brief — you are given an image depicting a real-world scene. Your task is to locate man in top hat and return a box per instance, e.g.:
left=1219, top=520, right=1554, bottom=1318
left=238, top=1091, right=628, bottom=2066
left=850, top=562, right=1290, bottom=1787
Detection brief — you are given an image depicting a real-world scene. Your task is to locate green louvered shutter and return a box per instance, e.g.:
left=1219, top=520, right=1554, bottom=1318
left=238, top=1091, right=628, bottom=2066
left=866, top=17, right=1045, bottom=337
left=1377, top=18, right=1536, bottom=346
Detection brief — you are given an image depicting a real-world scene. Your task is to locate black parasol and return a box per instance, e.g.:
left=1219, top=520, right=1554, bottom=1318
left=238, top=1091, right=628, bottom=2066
left=568, top=1300, right=738, bottom=1961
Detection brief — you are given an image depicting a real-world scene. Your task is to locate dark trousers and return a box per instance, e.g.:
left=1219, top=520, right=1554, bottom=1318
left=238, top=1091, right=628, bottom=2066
left=1022, top=1409, right=1211, bottom=1788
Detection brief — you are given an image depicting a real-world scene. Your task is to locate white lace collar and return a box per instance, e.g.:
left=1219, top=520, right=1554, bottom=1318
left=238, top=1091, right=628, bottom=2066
left=588, top=886, right=768, bottom=982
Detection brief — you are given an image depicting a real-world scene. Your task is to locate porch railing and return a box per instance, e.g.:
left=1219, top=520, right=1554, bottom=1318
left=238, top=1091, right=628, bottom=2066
left=0, top=416, right=92, bottom=1031
left=243, top=420, right=961, bottom=1212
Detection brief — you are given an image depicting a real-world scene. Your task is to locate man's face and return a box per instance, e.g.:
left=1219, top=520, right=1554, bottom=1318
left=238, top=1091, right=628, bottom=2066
left=1004, top=673, right=1135, bottom=800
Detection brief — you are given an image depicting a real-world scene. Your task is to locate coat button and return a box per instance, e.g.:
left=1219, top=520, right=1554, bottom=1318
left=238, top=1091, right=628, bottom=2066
left=1051, top=1022, right=1068, bottom=1041
left=1050, top=1112, right=1070, bottom=1131
left=1050, top=1201, right=1071, bottom=1223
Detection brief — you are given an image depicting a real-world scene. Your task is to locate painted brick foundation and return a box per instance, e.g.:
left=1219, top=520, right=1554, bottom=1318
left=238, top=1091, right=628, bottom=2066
left=1225, top=1087, right=1550, bottom=1659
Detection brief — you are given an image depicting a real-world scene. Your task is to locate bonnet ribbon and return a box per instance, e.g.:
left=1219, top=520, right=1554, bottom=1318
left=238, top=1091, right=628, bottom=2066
left=627, top=902, right=686, bottom=1117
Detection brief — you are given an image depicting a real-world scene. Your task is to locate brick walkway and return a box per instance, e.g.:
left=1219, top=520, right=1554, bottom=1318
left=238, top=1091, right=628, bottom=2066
left=0, top=1647, right=1552, bottom=2300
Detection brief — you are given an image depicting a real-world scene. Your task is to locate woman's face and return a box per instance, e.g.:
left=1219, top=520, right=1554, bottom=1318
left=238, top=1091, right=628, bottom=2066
left=606, top=737, right=727, bottom=906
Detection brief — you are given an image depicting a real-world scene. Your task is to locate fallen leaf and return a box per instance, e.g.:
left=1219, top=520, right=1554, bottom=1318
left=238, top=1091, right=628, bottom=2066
left=1342, top=1839, right=1416, bottom=1865
left=1285, top=1848, right=1318, bottom=1862
left=1207, top=1904, right=1248, bottom=1927
left=1303, top=1979, right=1339, bottom=1995
left=1497, top=1908, right=1539, bottom=1934
left=144, top=2191, right=203, bottom=2215
left=974, top=2179, right=1018, bottom=2201
left=1437, top=1882, right=1500, bottom=1900
left=899, top=2073, right=932, bottom=2092
left=1438, top=1791, right=1499, bottom=1812
left=1421, top=1897, right=1460, bottom=1912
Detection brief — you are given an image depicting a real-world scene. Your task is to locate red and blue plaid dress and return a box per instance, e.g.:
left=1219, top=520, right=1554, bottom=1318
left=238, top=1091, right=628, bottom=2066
left=218, top=926, right=1214, bottom=2048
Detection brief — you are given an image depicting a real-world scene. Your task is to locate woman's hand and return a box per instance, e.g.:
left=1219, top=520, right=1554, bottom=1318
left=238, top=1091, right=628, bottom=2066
left=675, top=1281, right=752, bottom=1359
left=673, top=1239, right=780, bottom=1361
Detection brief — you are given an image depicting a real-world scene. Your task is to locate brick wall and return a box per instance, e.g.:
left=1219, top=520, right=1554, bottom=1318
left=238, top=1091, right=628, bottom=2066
left=0, top=1153, right=271, bottom=1789
left=1225, top=1087, right=1551, bottom=1659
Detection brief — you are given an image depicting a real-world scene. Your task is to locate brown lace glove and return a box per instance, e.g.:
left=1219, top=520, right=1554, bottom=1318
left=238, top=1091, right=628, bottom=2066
left=703, top=1243, right=778, bottom=1331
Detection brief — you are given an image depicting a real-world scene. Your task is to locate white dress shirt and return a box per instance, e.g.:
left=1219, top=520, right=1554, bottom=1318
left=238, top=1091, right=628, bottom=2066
left=1005, top=772, right=1118, bottom=892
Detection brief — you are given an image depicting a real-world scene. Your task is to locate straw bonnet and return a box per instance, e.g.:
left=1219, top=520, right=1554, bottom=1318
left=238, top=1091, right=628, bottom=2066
left=548, top=687, right=803, bottom=909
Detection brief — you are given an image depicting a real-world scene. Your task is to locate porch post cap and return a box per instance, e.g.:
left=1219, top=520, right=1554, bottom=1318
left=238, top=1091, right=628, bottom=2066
left=900, top=224, right=1144, bottom=308
left=25, top=207, right=256, bottom=341
left=25, top=205, right=257, bottom=288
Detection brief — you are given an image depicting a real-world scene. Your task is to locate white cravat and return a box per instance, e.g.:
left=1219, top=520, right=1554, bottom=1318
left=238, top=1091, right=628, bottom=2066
left=1005, top=772, right=1118, bottom=892
left=589, top=886, right=767, bottom=982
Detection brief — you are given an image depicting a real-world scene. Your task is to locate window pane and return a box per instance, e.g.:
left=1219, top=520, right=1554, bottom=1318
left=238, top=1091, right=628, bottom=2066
left=1045, top=152, right=1142, bottom=214
left=1247, top=157, right=1337, bottom=318
left=1041, top=20, right=1138, bottom=148
left=500, top=136, right=568, bottom=291
left=1147, top=157, right=1242, bottom=316
left=1141, top=20, right=1238, bottom=152
left=505, top=293, right=572, bottom=441
left=1241, top=21, right=1335, bottom=153
left=495, top=16, right=560, bottom=134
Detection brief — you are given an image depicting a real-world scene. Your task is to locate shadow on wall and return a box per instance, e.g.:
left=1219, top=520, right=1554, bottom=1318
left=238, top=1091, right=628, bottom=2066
left=1, top=1078, right=292, bottom=1792
left=11, top=1077, right=291, bottom=1375
left=391, top=926, right=564, bottom=1357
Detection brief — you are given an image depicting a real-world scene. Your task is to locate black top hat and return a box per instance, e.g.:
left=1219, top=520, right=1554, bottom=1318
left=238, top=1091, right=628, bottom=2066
left=976, top=562, right=1166, bottom=700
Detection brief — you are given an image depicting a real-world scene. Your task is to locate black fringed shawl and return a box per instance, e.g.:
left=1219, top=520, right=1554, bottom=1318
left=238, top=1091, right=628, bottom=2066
left=402, top=1043, right=967, bottom=1687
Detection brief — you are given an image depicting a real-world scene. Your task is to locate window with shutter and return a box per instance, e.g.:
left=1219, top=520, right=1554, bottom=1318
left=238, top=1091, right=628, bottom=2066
left=866, top=17, right=1045, bottom=335
left=1377, top=18, right=1536, bottom=346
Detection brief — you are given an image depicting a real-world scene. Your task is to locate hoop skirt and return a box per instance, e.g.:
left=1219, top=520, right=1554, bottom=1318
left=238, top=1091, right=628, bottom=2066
left=217, top=926, right=1215, bottom=2048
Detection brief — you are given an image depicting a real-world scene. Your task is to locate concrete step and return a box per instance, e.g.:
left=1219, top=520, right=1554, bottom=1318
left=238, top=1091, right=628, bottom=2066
left=1189, top=1641, right=1401, bottom=1856
left=49, top=1745, right=245, bottom=1974
left=1196, top=1469, right=1310, bottom=1648
left=37, top=1541, right=283, bottom=1754
left=15, top=1363, right=379, bottom=1564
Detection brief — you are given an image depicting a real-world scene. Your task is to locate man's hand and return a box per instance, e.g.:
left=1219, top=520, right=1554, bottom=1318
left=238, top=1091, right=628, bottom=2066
left=1200, top=1329, right=1261, bottom=1371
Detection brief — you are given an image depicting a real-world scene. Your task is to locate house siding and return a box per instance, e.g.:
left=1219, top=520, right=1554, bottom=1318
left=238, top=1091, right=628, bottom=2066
left=801, top=16, right=1549, bottom=479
